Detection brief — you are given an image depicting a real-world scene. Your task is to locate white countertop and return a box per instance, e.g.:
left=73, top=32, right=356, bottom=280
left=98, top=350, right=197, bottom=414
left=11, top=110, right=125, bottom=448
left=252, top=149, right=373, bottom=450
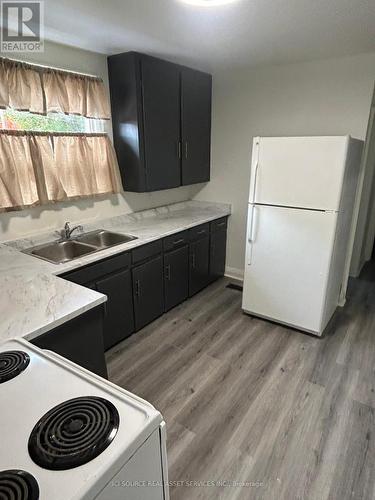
left=0, top=200, right=231, bottom=343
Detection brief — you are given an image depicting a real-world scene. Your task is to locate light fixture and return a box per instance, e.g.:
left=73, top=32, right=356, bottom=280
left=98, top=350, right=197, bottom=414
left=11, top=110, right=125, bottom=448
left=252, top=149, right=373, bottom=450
left=179, top=0, right=240, bottom=6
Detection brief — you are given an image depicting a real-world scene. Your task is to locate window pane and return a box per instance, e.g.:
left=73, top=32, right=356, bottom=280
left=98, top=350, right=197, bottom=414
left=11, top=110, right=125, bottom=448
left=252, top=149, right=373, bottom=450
left=0, top=109, right=106, bottom=133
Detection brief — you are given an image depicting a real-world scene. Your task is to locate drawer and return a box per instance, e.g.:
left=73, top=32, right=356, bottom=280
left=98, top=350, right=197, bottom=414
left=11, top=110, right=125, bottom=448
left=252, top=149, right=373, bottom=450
left=132, top=240, right=162, bottom=265
left=62, top=252, right=131, bottom=285
left=210, top=217, right=228, bottom=232
left=163, top=230, right=190, bottom=252
left=189, top=223, right=209, bottom=241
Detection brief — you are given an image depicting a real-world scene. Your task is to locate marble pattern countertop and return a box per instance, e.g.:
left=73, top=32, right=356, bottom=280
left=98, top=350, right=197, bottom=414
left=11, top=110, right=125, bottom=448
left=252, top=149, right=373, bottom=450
left=1, top=200, right=231, bottom=344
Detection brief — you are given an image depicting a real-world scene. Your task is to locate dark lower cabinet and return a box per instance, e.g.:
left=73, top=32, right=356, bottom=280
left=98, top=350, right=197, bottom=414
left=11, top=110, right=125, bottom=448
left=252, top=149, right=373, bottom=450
left=133, top=255, right=164, bottom=331
left=57, top=218, right=227, bottom=362
left=189, top=235, right=210, bottom=297
left=96, top=269, right=134, bottom=350
left=164, top=245, right=189, bottom=311
left=62, top=252, right=135, bottom=352
left=210, top=224, right=228, bottom=282
left=32, top=306, right=108, bottom=379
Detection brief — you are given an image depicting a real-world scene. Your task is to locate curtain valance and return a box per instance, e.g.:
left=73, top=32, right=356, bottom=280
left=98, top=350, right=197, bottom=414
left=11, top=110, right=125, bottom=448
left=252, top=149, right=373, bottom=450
left=0, top=58, right=111, bottom=119
left=0, top=131, right=121, bottom=211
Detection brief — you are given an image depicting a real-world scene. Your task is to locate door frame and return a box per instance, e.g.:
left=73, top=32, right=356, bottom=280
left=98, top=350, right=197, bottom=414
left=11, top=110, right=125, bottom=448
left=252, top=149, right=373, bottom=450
left=348, top=84, right=375, bottom=278
left=362, top=108, right=375, bottom=262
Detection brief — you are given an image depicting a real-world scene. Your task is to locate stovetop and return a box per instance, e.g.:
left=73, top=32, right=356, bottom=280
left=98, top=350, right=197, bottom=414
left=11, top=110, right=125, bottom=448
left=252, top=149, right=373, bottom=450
left=0, top=338, right=162, bottom=500
left=0, top=350, right=30, bottom=383
left=0, top=470, right=39, bottom=500
left=28, top=396, right=119, bottom=471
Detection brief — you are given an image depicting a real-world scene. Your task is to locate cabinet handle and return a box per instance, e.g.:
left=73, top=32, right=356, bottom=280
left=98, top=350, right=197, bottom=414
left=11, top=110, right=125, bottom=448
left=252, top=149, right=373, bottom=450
left=177, top=141, right=182, bottom=159
left=185, top=141, right=188, bottom=159
left=191, top=253, right=196, bottom=269
left=173, top=238, right=185, bottom=246
left=135, top=279, right=141, bottom=298
left=165, top=264, right=171, bottom=280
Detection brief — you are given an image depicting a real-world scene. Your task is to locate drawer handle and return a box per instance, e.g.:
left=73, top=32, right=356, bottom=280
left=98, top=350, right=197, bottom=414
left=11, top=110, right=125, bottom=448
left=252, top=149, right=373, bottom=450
left=197, top=229, right=206, bottom=235
left=173, top=238, right=185, bottom=245
left=217, top=222, right=226, bottom=227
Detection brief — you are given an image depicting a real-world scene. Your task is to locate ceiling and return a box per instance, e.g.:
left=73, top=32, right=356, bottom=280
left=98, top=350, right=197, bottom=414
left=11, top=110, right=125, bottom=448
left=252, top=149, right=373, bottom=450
left=40, top=0, right=375, bottom=71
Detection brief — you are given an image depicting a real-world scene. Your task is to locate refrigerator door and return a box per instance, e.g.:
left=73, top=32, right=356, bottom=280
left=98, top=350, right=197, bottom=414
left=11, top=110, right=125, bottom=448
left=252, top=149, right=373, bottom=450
left=249, top=136, right=349, bottom=210
left=242, top=204, right=338, bottom=335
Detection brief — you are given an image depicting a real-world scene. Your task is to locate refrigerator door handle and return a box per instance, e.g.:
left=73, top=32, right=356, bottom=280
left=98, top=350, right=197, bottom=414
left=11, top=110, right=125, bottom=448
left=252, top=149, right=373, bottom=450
left=247, top=204, right=256, bottom=265
left=251, top=162, right=260, bottom=203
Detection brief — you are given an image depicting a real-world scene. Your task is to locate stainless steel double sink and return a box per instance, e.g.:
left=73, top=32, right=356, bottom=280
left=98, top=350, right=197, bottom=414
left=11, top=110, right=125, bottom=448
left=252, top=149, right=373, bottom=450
left=22, top=230, right=138, bottom=264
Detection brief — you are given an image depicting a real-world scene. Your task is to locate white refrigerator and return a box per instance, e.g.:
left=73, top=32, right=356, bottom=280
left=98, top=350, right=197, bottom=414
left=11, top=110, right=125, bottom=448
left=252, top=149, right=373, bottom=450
left=242, top=136, right=363, bottom=336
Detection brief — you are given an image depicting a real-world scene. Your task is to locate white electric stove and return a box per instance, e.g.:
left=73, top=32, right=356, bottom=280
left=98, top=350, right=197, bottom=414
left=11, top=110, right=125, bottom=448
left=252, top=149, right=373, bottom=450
left=0, top=338, right=169, bottom=500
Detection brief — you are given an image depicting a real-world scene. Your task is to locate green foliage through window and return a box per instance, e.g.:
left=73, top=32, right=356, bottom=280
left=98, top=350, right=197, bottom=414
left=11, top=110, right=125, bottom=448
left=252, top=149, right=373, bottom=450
left=0, top=109, right=104, bottom=133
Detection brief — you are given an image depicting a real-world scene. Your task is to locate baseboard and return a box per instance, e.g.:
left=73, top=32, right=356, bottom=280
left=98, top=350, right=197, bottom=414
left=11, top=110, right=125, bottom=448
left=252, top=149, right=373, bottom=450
left=338, top=297, right=346, bottom=307
left=225, top=266, right=244, bottom=282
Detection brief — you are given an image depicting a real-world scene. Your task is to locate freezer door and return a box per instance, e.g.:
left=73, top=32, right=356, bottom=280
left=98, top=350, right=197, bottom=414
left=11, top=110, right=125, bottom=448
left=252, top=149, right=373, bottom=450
left=242, top=204, right=338, bottom=335
left=249, top=136, right=349, bottom=210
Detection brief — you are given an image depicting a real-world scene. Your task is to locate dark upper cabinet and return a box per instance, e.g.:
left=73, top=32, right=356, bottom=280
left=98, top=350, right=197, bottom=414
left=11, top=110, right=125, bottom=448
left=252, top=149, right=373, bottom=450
left=96, top=269, right=134, bottom=350
left=164, top=245, right=189, bottom=311
left=107, top=52, right=145, bottom=192
left=141, top=56, right=181, bottom=191
left=209, top=218, right=228, bottom=282
left=132, top=254, right=165, bottom=331
left=181, top=68, right=212, bottom=185
left=107, top=51, right=212, bottom=192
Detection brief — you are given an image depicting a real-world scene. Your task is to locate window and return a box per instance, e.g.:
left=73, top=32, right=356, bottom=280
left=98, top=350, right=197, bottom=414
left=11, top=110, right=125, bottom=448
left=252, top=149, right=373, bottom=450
left=0, top=109, right=106, bottom=133
left=0, top=57, right=121, bottom=212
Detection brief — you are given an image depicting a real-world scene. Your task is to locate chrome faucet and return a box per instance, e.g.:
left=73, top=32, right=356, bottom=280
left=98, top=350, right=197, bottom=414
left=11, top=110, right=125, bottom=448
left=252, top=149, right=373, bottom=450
left=63, top=222, right=83, bottom=240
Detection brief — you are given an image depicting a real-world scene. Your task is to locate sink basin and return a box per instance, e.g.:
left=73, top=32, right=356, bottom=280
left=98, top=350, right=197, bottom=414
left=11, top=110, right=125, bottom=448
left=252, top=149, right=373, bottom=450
left=24, top=240, right=97, bottom=264
left=23, top=230, right=138, bottom=264
left=76, top=230, right=137, bottom=248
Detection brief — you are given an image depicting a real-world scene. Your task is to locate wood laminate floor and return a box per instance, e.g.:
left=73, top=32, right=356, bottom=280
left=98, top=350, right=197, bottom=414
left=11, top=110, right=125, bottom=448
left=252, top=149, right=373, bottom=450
left=106, top=263, right=375, bottom=500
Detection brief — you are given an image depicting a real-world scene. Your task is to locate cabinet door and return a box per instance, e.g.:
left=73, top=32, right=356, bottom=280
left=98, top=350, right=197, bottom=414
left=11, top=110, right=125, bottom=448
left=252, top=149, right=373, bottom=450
left=210, top=227, right=227, bottom=282
left=132, top=255, right=165, bottom=331
left=181, top=68, right=212, bottom=185
left=164, top=245, right=189, bottom=312
left=32, top=306, right=108, bottom=379
left=107, top=52, right=146, bottom=192
left=96, top=270, right=135, bottom=350
left=189, top=236, right=210, bottom=297
left=141, top=56, right=181, bottom=191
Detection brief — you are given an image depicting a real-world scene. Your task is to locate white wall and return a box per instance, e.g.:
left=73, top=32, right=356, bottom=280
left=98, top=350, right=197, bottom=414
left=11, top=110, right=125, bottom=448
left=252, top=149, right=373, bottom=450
left=0, top=40, right=202, bottom=241
left=194, top=52, right=375, bottom=279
